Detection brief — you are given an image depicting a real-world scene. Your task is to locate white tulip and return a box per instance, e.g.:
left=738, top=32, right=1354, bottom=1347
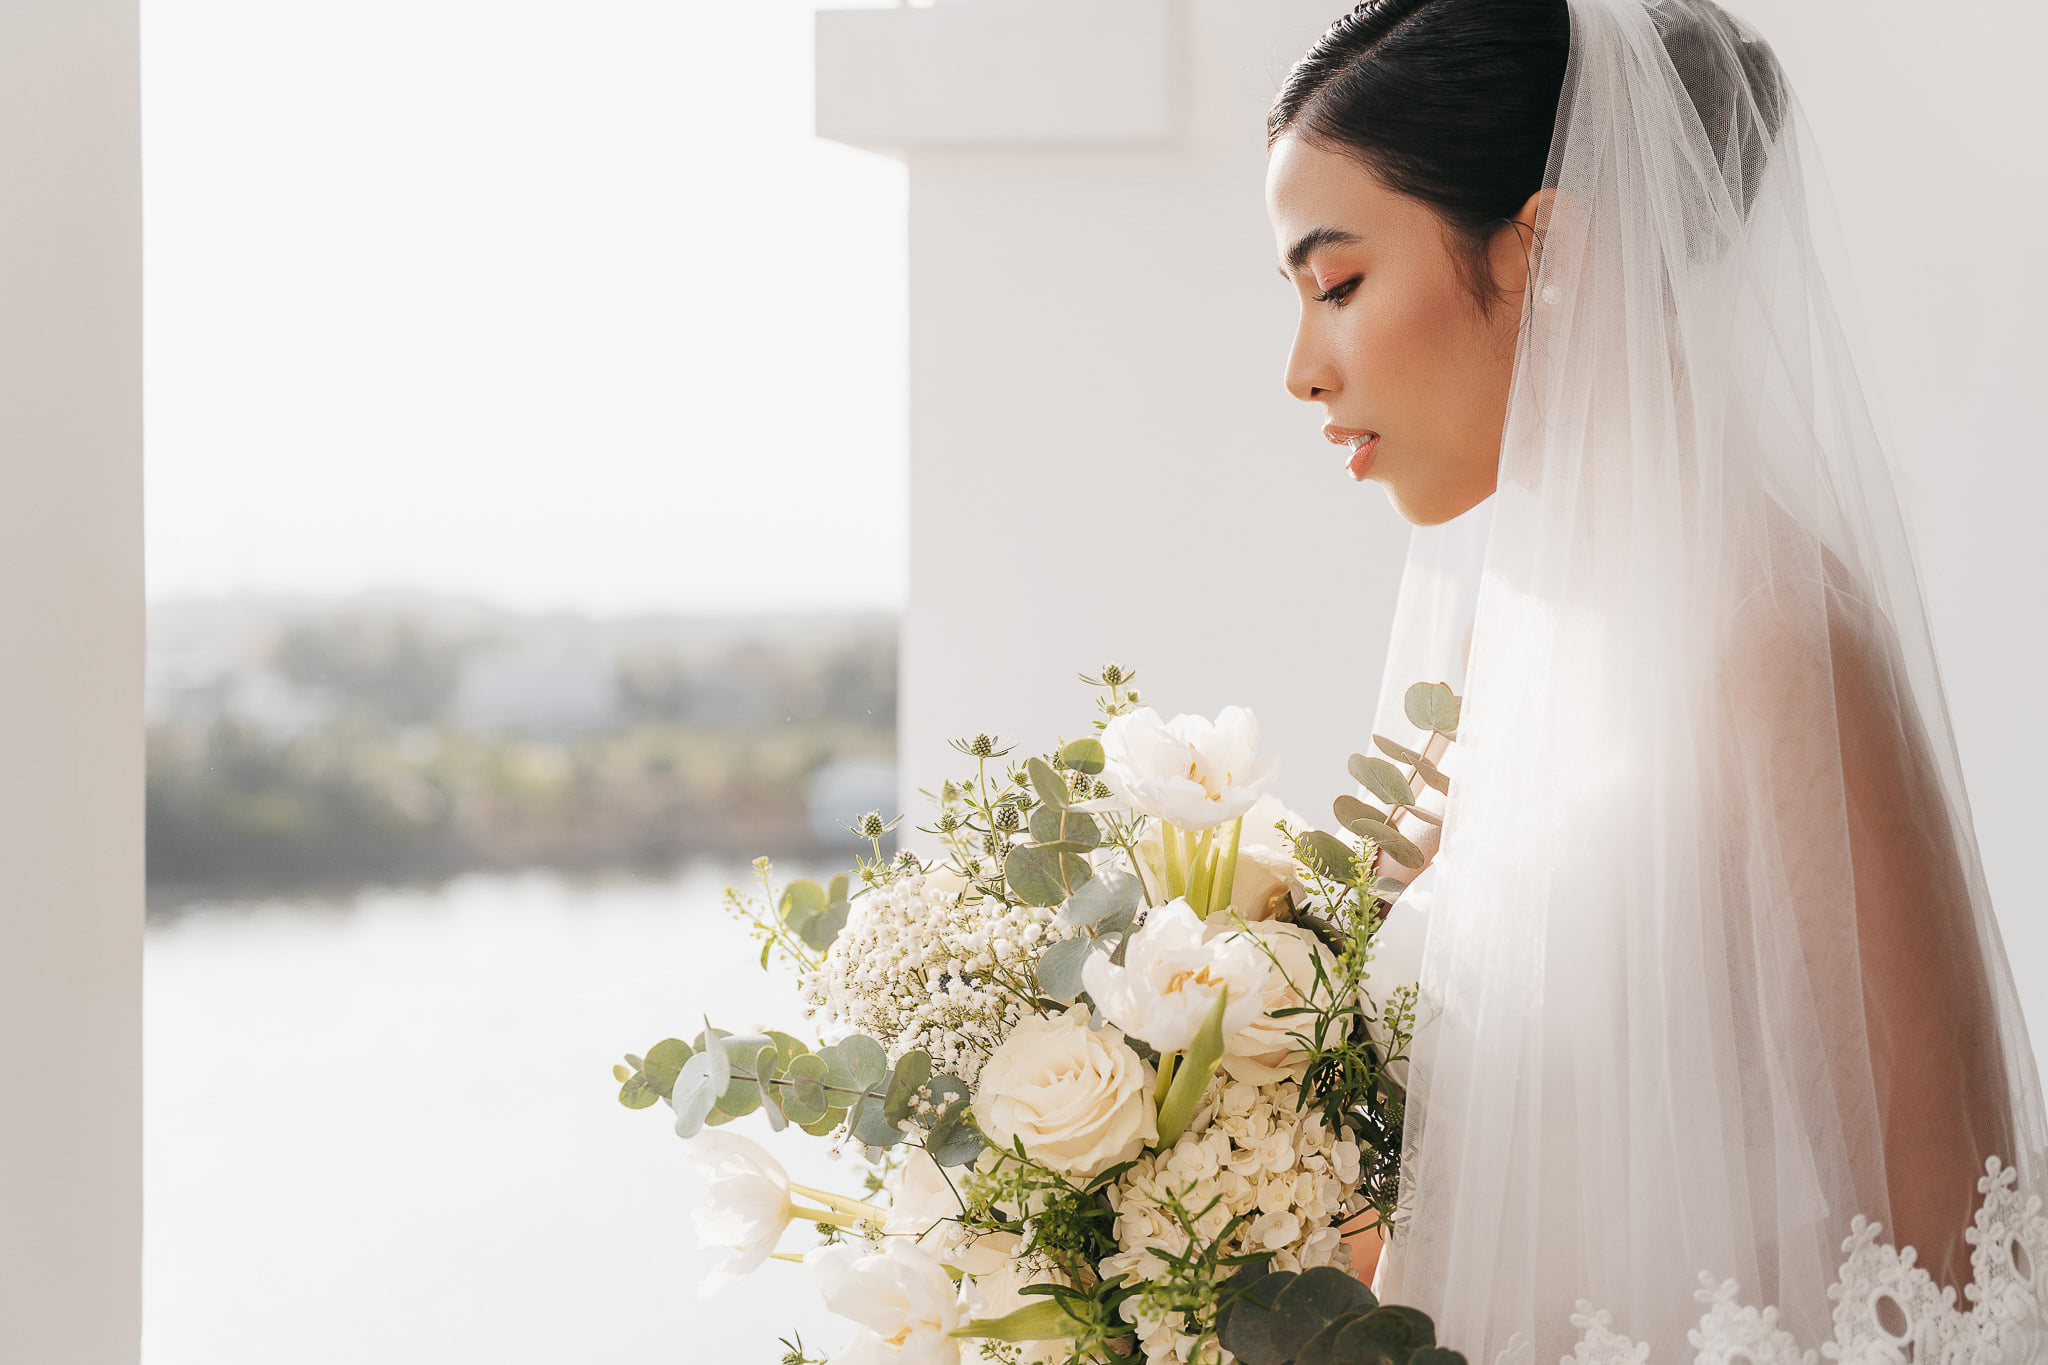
left=1123, top=791, right=1310, bottom=919
left=1080, top=899, right=1269, bottom=1054
left=806, top=1239, right=968, bottom=1365
left=680, top=1129, right=795, bottom=1297
left=1081, top=705, right=1280, bottom=832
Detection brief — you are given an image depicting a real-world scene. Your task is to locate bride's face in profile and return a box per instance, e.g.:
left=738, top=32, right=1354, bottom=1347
left=1266, top=133, right=1542, bottom=526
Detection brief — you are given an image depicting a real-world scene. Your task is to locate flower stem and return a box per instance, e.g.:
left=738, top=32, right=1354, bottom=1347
left=790, top=1202, right=865, bottom=1230
left=1186, top=826, right=1216, bottom=914
left=1156, top=1050, right=1179, bottom=1106
left=1161, top=818, right=1185, bottom=900
left=1211, top=817, right=1243, bottom=918
left=790, top=1183, right=889, bottom=1221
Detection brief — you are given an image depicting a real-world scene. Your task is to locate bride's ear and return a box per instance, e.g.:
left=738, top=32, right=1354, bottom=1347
left=1493, top=188, right=1560, bottom=298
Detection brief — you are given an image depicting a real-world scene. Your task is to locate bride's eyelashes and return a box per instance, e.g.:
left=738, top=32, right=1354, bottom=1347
left=1311, top=274, right=1363, bottom=306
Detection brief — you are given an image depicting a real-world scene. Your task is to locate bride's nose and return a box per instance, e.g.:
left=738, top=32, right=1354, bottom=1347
left=1284, top=322, right=1337, bottom=403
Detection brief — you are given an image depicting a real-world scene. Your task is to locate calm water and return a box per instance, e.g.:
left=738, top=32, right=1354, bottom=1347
left=144, top=864, right=870, bottom=1364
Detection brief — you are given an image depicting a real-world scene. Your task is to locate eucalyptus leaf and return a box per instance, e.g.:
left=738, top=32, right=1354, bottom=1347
left=1035, top=936, right=1096, bottom=1004
left=1413, top=752, right=1451, bottom=795
left=612, top=1063, right=632, bottom=1083
left=781, top=879, right=827, bottom=933
left=800, top=1104, right=848, bottom=1139
left=1353, top=818, right=1427, bottom=870
left=1056, top=868, right=1141, bottom=929
left=641, top=1037, right=692, bottom=1099
left=1005, top=843, right=1095, bottom=907
left=617, top=1073, right=658, bottom=1110
left=1332, top=794, right=1388, bottom=833
left=1299, top=830, right=1363, bottom=885
left=882, top=1050, right=934, bottom=1124
left=1026, top=757, right=1069, bottom=809
left=1216, top=1270, right=1294, bottom=1365
left=800, top=902, right=848, bottom=952
left=1372, top=734, right=1423, bottom=766
left=918, top=1074, right=970, bottom=1130
left=1352, top=755, right=1415, bottom=808
left=1329, top=1305, right=1430, bottom=1363
left=757, top=1062, right=788, bottom=1132
left=1058, top=737, right=1106, bottom=775
left=1270, top=1266, right=1377, bottom=1361
left=827, top=873, right=850, bottom=906
left=700, top=1018, right=731, bottom=1096
left=926, top=1116, right=990, bottom=1167
left=821, top=1034, right=889, bottom=1092
left=848, top=1092, right=906, bottom=1149
left=782, top=1053, right=830, bottom=1126
left=1028, top=803, right=1102, bottom=849
left=1402, top=804, right=1443, bottom=826
left=1404, top=680, right=1460, bottom=735
left=671, top=1051, right=722, bottom=1137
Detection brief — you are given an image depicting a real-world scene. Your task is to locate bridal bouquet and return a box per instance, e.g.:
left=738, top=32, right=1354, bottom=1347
left=612, top=666, right=1470, bottom=1365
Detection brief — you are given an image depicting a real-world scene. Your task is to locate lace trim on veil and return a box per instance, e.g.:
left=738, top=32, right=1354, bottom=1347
left=1481, top=1156, right=2048, bottom=1365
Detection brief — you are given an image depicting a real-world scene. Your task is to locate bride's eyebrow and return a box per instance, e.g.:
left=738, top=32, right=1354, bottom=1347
left=1278, top=226, right=1365, bottom=279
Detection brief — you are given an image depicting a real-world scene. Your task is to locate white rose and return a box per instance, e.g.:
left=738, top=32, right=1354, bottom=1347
left=679, top=1130, right=795, bottom=1297
left=974, top=1004, right=1157, bottom=1178
left=1082, top=705, right=1280, bottom=831
left=1206, top=919, right=1352, bottom=1085
left=1081, top=899, right=1268, bottom=1054
left=807, top=1238, right=968, bottom=1365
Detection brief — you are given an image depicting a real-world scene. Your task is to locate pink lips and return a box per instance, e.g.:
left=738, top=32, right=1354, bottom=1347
left=1323, top=426, right=1379, bottom=482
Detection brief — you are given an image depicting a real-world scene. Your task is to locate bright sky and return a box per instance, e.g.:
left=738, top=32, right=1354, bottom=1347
left=142, top=0, right=907, bottom=614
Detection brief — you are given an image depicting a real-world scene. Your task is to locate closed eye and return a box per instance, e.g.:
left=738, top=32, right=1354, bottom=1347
left=1312, top=275, right=1362, bottom=306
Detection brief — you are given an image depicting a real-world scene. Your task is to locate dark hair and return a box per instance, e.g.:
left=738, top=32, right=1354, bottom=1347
left=1269, top=0, right=1787, bottom=315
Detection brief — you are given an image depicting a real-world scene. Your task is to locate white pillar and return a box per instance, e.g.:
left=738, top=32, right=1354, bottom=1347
left=0, top=5, right=144, bottom=1361
left=818, top=0, right=1399, bottom=843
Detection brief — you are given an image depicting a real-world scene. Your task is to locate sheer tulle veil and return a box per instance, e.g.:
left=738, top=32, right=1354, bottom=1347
left=1362, top=0, right=2048, bottom=1357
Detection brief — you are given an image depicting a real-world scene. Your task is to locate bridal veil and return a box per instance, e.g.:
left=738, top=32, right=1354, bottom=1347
left=1361, top=0, right=2048, bottom=1358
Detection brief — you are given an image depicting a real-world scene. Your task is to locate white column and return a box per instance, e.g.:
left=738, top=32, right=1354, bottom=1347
left=0, top=5, right=144, bottom=1362
left=818, top=0, right=1401, bottom=842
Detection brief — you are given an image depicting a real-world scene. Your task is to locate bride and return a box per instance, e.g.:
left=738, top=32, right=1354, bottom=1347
left=1265, top=0, right=2048, bottom=1359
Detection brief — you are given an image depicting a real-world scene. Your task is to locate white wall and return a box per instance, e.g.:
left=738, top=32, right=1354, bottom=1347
left=818, top=0, right=2048, bottom=1039
left=0, top=4, right=145, bottom=1361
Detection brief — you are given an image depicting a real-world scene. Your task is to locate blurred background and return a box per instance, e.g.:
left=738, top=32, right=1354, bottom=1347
left=141, top=0, right=906, bottom=1359
left=133, top=0, right=2047, bottom=1362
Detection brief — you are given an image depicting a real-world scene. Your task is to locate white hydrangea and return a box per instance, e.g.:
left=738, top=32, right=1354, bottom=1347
left=799, top=866, right=1067, bottom=1086
left=1100, top=1071, right=1365, bottom=1365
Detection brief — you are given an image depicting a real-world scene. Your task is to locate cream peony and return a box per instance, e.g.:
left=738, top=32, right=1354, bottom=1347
left=680, top=1129, right=795, bottom=1297
left=1083, top=705, right=1280, bottom=831
left=973, top=1004, right=1157, bottom=1178
left=1081, top=899, right=1268, bottom=1054
left=806, top=1239, right=967, bottom=1365
left=1204, top=918, right=1352, bottom=1084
